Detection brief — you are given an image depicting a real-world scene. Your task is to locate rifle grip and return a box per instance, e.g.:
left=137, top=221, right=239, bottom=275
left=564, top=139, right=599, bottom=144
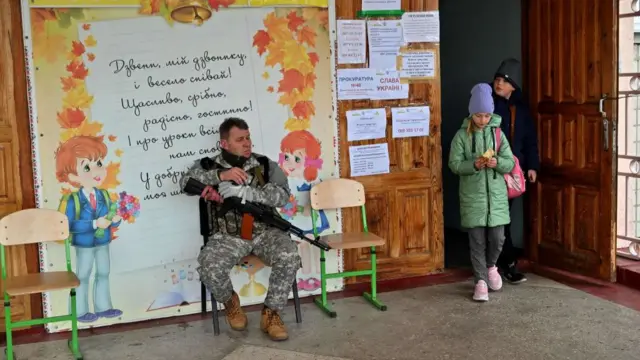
left=240, top=214, right=254, bottom=240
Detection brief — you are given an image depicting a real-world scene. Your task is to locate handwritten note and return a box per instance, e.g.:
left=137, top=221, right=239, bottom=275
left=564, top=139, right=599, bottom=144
left=337, top=20, right=367, bottom=64
left=349, top=143, right=391, bottom=177
left=81, top=14, right=270, bottom=272
left=402, top=11, right=440, bottom=43
left=391, top=106, right=430, bottom=138
left=346, top=108, right=387, bottom=141
left=337, top=68, right=376, bottom=100
left=398, top=50, right=436, bottom=79
left=367, top=20, right=404, bottom=70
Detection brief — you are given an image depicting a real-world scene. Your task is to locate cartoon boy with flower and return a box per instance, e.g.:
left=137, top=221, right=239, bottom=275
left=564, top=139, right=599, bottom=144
left=55, top=135, right=123, bottom=323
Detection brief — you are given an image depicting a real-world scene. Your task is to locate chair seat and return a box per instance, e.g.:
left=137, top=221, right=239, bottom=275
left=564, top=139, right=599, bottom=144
left=3, top=271, right=79, bottom=296
left=319, top=232, right=385, bottom=250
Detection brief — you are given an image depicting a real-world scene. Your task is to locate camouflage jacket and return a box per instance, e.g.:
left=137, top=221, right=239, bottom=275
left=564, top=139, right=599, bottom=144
left=179, top=153, right=291, bottom=237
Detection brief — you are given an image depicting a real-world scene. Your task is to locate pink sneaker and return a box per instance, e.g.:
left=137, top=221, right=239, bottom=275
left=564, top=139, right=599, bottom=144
left=473, top=280, right=489, bottom=302
left=487, top=266, right=503, bottom=291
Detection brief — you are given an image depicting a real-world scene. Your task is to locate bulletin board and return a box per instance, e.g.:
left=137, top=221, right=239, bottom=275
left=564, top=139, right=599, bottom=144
left=22, top=0, right=343, bottom=332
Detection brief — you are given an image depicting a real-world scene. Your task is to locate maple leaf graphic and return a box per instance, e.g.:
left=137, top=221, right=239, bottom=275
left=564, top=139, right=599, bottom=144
left=253, top=30, right=271, bottom=56
left=297, top=25, right=316, bottom=48
left=286, top=11, right=304, bottom=32
left=208, top=0, right=235, bottom=11
left=278, top=69, right=305, bottom=93
left=60, top=76, right=78, bottom=92
left=84, top=35, right=97, bottom=47
left=108, top=135, right=117, bottom=142
left=70, top=41, right=85, bottom=57
left=308, top=52, right=320, bottom=66
left=66, top=60, right=89, bottom=80
left=56, top=108, right=86, bottom=129
left=292, top=101, right=315, bottom=120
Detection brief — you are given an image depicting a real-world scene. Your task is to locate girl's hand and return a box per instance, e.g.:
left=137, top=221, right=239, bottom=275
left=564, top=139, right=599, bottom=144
left=112, top=215, right=122, bottom=223
left=474, top=158, right=486, bottom=170
left=487, top=158, right=497, bottom=168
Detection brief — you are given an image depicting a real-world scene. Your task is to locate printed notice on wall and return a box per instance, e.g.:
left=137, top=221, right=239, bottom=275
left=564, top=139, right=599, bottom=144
left=337, top=68, right=376, bottom=100
left=349, top=143, right=391, bottom=177
left=368, top=20, right=404, bottom=70
left=337, top=20, right=367, bottom=64
left=398, top=50, right=436, bottom=80
left=392, top=106, right=430, bottom=138
left=346, top=108, right=387, bottom=141
left=402, top=11, right=440, bottom=43
left=370, top=70, right=408, bottom=100
left=362, top=0, right=401, bottom=11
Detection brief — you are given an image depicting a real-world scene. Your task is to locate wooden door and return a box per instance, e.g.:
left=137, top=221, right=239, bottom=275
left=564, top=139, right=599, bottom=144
left=0, top=0, right=42, bottom=329
left=525, top=0, right=618, bottom=280
left=336, top=0, right=444, bottom=283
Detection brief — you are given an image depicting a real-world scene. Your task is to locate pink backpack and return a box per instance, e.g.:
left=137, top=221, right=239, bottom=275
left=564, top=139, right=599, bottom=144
left=495, top=127, right=526, bottom=199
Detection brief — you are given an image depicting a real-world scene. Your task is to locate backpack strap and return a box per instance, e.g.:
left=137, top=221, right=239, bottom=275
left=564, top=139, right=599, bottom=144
left=495, top=127, right=502, bottom=152
left=71, top=192, right=80, bottom=220
left=509, top=105, right=516, bottom=142
left=101, top=189, right=111, bottom=208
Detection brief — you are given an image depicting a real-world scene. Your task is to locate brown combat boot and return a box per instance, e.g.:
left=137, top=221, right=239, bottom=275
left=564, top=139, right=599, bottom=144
left=260, top=307, right=288, bottom=341
left=223, top=292, right=247, bottom=331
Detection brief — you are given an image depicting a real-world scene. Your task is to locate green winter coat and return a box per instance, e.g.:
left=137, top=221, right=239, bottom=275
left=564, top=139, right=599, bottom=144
left=448, top=115, right=515, bottom=229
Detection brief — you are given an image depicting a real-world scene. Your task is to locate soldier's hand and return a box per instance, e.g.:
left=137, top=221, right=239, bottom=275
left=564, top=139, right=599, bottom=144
left=220, top=167, right=249, bottom=184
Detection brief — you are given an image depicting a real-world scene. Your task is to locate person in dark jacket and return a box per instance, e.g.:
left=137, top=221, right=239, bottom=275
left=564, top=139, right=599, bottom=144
left=491, top=58, right=540, bottom=284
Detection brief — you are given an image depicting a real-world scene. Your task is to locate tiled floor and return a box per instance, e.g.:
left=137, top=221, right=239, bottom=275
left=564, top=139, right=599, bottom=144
left=8, top=274, right=640, bottom=360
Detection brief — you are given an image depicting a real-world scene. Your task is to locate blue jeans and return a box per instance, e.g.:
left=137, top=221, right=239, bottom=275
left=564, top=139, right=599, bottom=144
left=74, top=245, right=113, bottom=316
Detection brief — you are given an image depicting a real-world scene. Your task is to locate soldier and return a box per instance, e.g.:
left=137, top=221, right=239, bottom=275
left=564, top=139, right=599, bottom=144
left=180, top=117, right=301, bottom=341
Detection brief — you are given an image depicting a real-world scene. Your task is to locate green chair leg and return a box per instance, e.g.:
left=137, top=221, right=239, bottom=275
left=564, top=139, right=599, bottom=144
left=362, top=247, right=386, bottom=311
left=5, top=299, right=14, bottom=360
left=314, top=250, right=337, bottom=318
left=68, top=289, right=83, bottom=360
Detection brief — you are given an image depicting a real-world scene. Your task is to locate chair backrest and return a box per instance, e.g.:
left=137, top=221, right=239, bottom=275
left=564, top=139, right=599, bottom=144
left=310, top=178, right=365, bottom=210
left=0, top=208, right=69, bottom=246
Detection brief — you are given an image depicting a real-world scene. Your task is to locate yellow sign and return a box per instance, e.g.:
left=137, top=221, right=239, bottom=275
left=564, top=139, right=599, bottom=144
left=30, top=0, right=140, bottom=7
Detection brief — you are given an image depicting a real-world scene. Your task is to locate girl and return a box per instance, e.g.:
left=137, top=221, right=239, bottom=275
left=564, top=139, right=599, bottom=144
left=449, top=83, right=515, bottom=302
left=278, top=130, right=328, bottom=292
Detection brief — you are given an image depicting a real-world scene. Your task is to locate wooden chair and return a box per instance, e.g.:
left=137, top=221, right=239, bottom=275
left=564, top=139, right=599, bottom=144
left=310, top=178, right=387, bottom=317
left=197, top=199, right=301, bottom=335
left=0, top=209, right=82, bottom=360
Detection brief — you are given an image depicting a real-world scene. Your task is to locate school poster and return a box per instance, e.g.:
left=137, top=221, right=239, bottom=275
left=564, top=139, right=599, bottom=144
left=25, top=0, right=342, bottom=332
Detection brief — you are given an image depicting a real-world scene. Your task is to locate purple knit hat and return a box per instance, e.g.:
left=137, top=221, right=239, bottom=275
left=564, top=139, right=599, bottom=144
left=468, top=83, right=494, bottom=115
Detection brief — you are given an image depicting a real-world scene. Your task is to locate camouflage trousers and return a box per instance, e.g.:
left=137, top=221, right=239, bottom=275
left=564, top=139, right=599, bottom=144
left=197, top=227, right=301, bottom=312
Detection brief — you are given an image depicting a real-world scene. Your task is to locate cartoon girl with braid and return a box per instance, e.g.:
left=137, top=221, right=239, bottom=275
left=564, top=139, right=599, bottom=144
left=278, top=130, right=328, bottom=292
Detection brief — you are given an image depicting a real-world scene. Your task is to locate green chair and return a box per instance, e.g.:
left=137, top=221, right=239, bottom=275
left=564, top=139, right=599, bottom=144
left=310, top=178, right=387, bottom=317
left=0, top=208, right=82, bottom=360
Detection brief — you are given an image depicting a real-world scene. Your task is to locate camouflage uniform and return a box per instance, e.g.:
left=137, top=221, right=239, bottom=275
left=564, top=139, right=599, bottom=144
left=180, top=153, right=301, bottom=312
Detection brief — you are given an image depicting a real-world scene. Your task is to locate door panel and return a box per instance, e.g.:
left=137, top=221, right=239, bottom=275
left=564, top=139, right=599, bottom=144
left=526, top=0, right=618, bottom=280
left=0, top=0, right=41, bottom=330
left=335, top=0, right=444, bottom=283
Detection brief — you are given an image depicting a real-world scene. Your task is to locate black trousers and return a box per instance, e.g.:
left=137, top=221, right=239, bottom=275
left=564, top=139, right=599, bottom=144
left=496, top=199, right=517, bottom=269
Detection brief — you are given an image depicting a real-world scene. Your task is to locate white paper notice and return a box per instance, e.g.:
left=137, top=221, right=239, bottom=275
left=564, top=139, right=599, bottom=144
left=337, top=20, right=367, bottom=64
left=392, top=106, right=430, bottom=138
left=370, top=70, right=408, bottom=100
left=368, top=20, right=404, bottom=70
left=337, top=68, right=376, bottom=100
left=399, top=51, right=436, bottom=79
left=346, top=108, right=387, bottom=141
left=362, top=0, right=401, bottom=11
left=349, top=143, right=391, bottom=177
left=402, top=11, right=440, bottom=43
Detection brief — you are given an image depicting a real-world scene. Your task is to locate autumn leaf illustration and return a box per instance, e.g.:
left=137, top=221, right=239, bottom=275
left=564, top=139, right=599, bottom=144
left=282, top=41, right=313, bottom=74
left=278, top=69, right=306, bottom=93
left=308, top=52, right=319, bottom=66
left=263, top=12, right=291, bottom=42
left=262, top=71, right=270, bottom=80
left=82, top=23, right=91, bottom=31
left=33, top=31, right=67, bottom=64
left=60, top=76, right=78, bottom=92
left=139, top=0, right=161, bottom=14
left=66, top=60, right=89, bottom=80
left=297, top=25, right=316, bottom=47
left=286, top=11, right=304, bottom=32
left=305, top=73, right=317, bottom=89
left=84, top=35, right=97, bottom=47
left=284, top=118, right=311, bottom=132
left=108, top=135, right=117, bottom=142
left=57, top=108, right=86, bottom=129
left=114, top=149, right=124, bottom=157
left=253, top=30, right=271, bottom=56
left=278, top=87, right=313, bottom=108
left=101, top=162, right=122, bottom=189
left=30, top=9, right=57, bottom=34
left=63, top=86, right=94, bottom=109
left=70, top=41, right=85, bottom=57
left=265, top=40, right=286, bottom=68
left=292, top=101, right=315, bottom=120
left=267, top=86, right=275, bottom=93
left=208, top=0, right=236, bottom=11
left=60, top=121, right=103, bottom=142
left=87, top=53, right=96, bottom=62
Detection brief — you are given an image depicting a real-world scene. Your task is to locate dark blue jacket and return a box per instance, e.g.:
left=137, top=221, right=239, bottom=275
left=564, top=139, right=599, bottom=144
left=491, top=86, right=540, bottom=172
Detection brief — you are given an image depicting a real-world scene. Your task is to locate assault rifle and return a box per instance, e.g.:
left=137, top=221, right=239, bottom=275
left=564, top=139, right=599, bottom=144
left=184, top=178, right=332, bottom=251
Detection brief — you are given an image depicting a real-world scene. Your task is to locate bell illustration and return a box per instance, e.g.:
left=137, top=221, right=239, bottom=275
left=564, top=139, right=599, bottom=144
left=166, top=0, right=212, bottom=25
left=237, top=256, right=267, bottom=297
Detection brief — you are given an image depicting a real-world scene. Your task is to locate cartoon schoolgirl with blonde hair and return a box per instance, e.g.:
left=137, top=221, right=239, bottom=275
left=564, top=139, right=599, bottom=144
left=278, top=130, right=329, bottom=292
